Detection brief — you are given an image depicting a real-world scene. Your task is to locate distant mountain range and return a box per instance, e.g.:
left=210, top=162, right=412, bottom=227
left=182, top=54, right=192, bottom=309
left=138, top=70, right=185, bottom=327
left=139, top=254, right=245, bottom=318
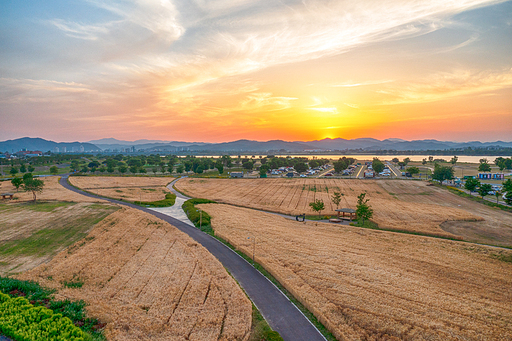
left=1, top=137, right=512, bottom=154
left=0, top=137, right=99, bottom=153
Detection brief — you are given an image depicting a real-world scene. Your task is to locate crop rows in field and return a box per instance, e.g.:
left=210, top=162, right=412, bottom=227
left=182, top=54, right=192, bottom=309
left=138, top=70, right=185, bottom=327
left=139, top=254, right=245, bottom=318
left=200, top=203, right=512, bottom=341
left=176, top=178, right=483, bottom=238
left=18, top=207, right=252, bottom=341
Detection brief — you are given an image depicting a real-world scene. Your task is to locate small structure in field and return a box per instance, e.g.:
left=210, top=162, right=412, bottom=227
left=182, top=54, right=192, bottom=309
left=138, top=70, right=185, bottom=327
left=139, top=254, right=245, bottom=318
left=1, top=193, right=14, bottom=200
left=336, top=208, right=356, bottom=221
left=230, top=172, right=244, bottom=178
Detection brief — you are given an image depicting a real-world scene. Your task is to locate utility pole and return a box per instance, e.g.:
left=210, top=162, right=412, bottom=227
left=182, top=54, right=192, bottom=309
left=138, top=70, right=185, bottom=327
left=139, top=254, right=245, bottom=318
left=199, top=210, right=202, bottom=228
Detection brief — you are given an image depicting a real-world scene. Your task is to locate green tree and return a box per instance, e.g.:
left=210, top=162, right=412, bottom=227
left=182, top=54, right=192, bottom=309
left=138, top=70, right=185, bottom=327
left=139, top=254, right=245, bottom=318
left=450, top=156, right=458, bottom=165
left=495, top=190, right=502, bottom=204
left=49, top=165, right=59, bottom=175
left=107, top=166, right=115, bottom=173
left=10, top=167, right=18, bottom=176
left=216, top=160, right=224, bottom=175
left=331, top=192, right=343, bottom=210
left=129, top=166, right=138, bottom=174
left=392, top=157, right=399, bottom=164
left=295, top=162, right=308, bottom=173
left=152, top=166, right=158, bottom=174
left=98, top=166, right=106, bottom=173
left=478, top=163, right=491, bottom=172
left=356, top=193, right=373, bottom=225
left=184, top=162, right=192, bottom=172
left=309, top=199, right=325, bottom=218
left=309, top=160, right=319, bottom=168
left=432, top=164, right=454, bottom=185
left=406, top=167, right=420, bottom=176
left=118, top=165, right=127, bottom=174
left=19, top=164, right=27, bottom=173
left=428, top=156, right=434, bottom=163
left=372, top=158, right=385, bottom=174
left=160, top=162, right=166, bottom=174
left=71, top=160, right=80, bottom=171
left=503, top=179, right=512, bottom=193
left=176, top=165, right=184, bottom=174
left=28, top=165, right=35, bottom=173
left=464, top=178, right=480, bottom=193
left=421, top=158, right=427, bottom=166
left=11, top=177, right=23, bottom=192
left=243, top=161, right=254, bottom=170
left=477, top=183, right=492, bottom=199
left=196, top=165, right=204, bottom=174
left=23, top=175, right=45, bottom=202
left=403, top=157, right=411, bottom=166
left=80, top=166, right=89, bottom=173
left=397, top=161, right=406, bottom=170
left=504, top=191, right=512, bottom=205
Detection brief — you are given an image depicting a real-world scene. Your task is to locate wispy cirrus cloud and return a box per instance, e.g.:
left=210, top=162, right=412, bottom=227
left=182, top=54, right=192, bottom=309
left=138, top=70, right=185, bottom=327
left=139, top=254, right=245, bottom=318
left=378, top=68, right=512, bottom=105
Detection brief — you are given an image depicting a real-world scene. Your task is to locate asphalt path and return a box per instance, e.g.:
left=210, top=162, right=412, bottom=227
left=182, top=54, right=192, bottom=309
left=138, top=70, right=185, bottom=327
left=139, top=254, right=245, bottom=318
left=59, top=175, right=326, bottom=341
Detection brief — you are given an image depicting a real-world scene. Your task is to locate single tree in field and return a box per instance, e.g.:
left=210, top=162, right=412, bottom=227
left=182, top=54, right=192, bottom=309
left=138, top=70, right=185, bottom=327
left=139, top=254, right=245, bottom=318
left=478, top=162, right=491, bottom=172
left=422, top=158, right=427, bottom=166
left=403, top=157, right=411, bottom=166
left=464, top=178, right=480, bottom=193
left=477, top=183, right=492, bottom=200
left=495, top=190, right=502, bottom=204
left=22, top=174, right=45, bottom=202
left=450, top=156, right=458, bottom=165
left=216, top=160, right=224, bottom=175
left=432, top=164, right=454, bottom=186
left=309, top=199, right=325, bottom=218
left=20, top=164, right=27, bottom=173
left=28, top=165, right=35, bottom=173
left=11, top=177, right=23, bottom=192
left=392, top=157, right=399, bottom=164
left=356, top=192, right=373, bottom=225
left=406, top=167, right=420, bottom=177
left=331, top=192, right=343, bottom=210
left=428, top=156, right=434, bottom=163
left=50, top=165, right=59, bottom=175
left=176, top=165, right=184, bottom=174
left=10, top=167, right=18, bottom=177
left=159, top=162, right=166, bottom=174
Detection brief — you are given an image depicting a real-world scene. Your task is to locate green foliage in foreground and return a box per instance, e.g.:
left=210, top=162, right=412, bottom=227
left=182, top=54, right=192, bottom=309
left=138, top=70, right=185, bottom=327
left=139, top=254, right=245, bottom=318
left=137, top=192, right=176, bottom=207
left=0, top=277, right=104, bottom=340
left=0, top=291, right=87, bottom=341
left=249, top=304, right=284, bottom=341
left=182, top=198, right=216, bottom=228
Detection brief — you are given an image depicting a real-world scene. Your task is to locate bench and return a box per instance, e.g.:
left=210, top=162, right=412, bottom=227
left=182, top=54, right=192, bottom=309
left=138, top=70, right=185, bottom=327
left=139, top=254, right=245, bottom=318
left=1, top=193, right=14, bottom=200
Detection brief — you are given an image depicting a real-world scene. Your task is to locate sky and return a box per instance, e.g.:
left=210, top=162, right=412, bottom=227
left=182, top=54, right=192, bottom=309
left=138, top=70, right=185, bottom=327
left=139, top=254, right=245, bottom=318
left=1, top=0, right=511, bottom=143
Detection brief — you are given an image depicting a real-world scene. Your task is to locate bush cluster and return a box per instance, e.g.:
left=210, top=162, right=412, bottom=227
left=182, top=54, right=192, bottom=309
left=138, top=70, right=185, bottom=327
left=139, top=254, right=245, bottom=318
left=0, top=291, right=86, bottom=341
left=139, top=192, right=176, bottom=207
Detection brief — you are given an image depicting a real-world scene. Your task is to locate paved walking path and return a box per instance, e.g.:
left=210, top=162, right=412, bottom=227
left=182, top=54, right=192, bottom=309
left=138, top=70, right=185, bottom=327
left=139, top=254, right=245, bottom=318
left=59, top=175, right=326, bottom=341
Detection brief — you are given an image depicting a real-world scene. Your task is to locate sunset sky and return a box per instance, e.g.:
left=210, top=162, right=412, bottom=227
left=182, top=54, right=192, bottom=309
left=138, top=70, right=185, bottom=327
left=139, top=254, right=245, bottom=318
left=1, top=0, right=511, bottom=143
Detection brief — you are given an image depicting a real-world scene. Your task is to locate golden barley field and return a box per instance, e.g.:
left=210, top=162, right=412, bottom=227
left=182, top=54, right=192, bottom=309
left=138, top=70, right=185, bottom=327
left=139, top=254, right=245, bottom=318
left=175, top=178, right=493, bottom=238
left=200, top=203, right=512, bottom=341
left=19, top=207, right=252, bottom=341
left=69, top=176, right=173, bottom=202
left=0, top=176, right=105, bottom=203
left=0, top=201, right=117, bottom=275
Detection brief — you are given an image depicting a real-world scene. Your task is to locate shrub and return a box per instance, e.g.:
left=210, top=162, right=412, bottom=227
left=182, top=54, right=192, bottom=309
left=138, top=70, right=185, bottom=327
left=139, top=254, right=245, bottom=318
left=182, top=199, right=216, bottom=227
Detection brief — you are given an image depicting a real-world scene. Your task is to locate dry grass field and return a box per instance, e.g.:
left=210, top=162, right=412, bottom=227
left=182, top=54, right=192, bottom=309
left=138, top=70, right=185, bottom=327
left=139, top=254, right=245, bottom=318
left=175, top=178, right=494, bottom=239
left=0, top=176, right=105, bottom=203
left=69, top=176, right=173, bottom=202
left=0, top=201, right=117, bottom=275
left=18, top=207, right=252, bottom=341
left=200, top=203, right=512, bottom=341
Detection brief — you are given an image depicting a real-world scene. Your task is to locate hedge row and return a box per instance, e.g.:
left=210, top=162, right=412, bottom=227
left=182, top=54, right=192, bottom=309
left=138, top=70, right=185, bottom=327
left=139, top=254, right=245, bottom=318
left=182, top=199, right=216, bottom=227
left=0, top=291, right=87, bottom=341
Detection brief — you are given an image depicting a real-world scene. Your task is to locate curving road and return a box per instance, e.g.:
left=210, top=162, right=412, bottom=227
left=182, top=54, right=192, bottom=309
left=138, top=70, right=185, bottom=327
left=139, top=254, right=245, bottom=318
left=59, top=175, right=327, bottom=341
